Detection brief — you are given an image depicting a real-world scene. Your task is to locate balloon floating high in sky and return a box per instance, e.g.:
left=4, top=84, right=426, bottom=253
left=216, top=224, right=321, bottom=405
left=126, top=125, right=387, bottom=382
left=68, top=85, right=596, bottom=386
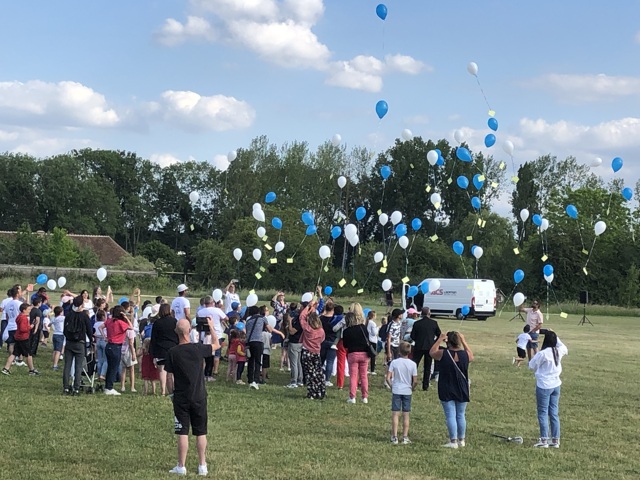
left=376, top=100, right=388, bottom=119
left=376, top=3, right=387, bottom=20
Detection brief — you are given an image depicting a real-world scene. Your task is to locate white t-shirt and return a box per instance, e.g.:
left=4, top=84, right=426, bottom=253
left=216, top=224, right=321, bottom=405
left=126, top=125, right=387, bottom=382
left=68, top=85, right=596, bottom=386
left=367, top=319, right=378, bottom=343
left=43, top=317, right=51, bottom=332
left=1, top=297, right=11, bottom=320
left=94, top=320, right=106, bottom=339
left=517, top=332, right=533, bottom=350
left=141, top=305, right=153, bottom=320
left=529, top=338, right=568, bottom=389
left=5, top=299, right=22, bottom=331
left=262, top=331, right=272, bottom=355
left=198, top=306, right=227, bottom=338
left=389, top=357, right=417, bottom=395
left=83, top=299, right=94, bottom=315
left=171, top=296, right=191, bottom=320
left=52, top=315, right=65, bottom=336
left=224, top=291, right=240, bottom=314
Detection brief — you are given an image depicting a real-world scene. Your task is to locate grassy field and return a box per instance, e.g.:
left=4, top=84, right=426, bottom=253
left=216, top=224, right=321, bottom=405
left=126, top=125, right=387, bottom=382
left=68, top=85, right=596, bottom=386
left=0, top=310, right=638, bottom=480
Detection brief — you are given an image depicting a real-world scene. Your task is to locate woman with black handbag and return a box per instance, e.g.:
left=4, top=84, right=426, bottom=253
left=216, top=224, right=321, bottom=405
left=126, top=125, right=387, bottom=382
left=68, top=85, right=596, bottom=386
left=243, top=306, right=282, bottom=390
left=429, top=331, right=473, bottom=448
left=342, top=311, right=375, bottom=404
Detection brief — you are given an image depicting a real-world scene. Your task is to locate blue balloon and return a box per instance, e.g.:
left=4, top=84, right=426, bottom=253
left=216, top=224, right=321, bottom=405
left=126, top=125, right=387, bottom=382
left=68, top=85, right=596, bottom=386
left=356, top=206, right=366, bottom=221
left=301, top=211, right=314, bottom=226
left=513, top=269, right=525, bottom=284
left=543, top=264, right=554, bottom=277
left=395, top=223, right=407, bottom=237
left=472, top=174, right=485, bottom=190
left=36, top=273, right=48, bottom=284
left=456, top=147, right=472, bottom=163
left=324, top=286, right=333, bottom=296
left=306, top=225, right=317, bottom=236
left=376, top=100, right=388, bottom=119
left=436, top=155, right=445, bottom=166
left=471, top=244, right=478, bottom=256
left=265, top=191, right=276, bottom=203
left=411, top=218, right=422, bottom=231
left=331, top=226, right=342, bottom=239
left=375, top=3, right=387, bottom=20
left=484, top=133, right=496, bottom=148
left=363, top=308, right=371, bottom=318
left=612, top=157, right=623, bottom=173
left=456, top=175, right=469, bottom=189
left=407, top=286, right=418, bottom=298
left=380, top=165, right=391, bottom=180
left=236, top=321, right=245, bottom=331
left=488, top=117, right=499, bottom=131
left=420, top=282, right=429, bottom=294
left=461, top=305, right=471, bottom=316
left=471, top=196, right=481, bottom=210
left=532, top=214, right=543, bottom=226
left=271, top=217, right=283, bottom=230
left=622, top=187, right=633, bottom=201
left=565, top=204, right=578, bottom=219
left=452, top=241, right=464, bottom=256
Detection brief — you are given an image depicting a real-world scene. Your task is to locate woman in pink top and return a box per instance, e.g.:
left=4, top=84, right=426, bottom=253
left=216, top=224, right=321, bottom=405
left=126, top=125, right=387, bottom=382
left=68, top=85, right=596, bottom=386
left=300, top=301, right=326, bottom=400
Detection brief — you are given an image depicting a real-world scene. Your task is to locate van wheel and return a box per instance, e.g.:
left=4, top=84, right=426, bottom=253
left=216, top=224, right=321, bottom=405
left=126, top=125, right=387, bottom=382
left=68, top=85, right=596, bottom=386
left=456, top=309, right=464, bottom=320
left=477, top=316, right=487, bottom=321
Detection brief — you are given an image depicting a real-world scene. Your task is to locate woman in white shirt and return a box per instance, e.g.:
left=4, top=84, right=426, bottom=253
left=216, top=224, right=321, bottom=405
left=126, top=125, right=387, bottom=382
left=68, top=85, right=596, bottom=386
left=529, top=330, right=568, bottom=449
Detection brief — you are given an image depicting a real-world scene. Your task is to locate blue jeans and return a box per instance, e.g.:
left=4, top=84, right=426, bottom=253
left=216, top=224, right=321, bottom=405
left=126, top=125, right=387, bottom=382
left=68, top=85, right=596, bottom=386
left=536, top=386, right=561, bottom=440
left=441, top=400, right=468, bottom=440
left=320, top=341, right=337, bottom=382
left=96, top=339, right=107, bottom=377
left=105, top=343, right=122, bottom=390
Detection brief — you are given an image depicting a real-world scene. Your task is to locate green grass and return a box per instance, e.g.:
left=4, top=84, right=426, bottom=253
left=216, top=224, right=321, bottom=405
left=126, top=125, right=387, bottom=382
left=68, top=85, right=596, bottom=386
left=1, top=311, right=639, bottom=480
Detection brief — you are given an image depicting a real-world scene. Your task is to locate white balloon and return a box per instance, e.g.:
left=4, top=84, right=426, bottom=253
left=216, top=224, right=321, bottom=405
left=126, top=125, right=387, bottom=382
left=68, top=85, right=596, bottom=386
left=401, top=129, right=413, bottom=141
left=246, top=293, right=258, bottom=307
left=473, top=246, right=484, bottom=259
left=319, top=245, right=331, bottom=260
left=252, top=203, right=262, bottom=211
left=379, top=213, right=389, bottom=226
left=591, top=157, right=602, bottom=168
left=331, top=134, right=342, bottom=147
left=503, top=140, right=514, bottom=156
left=428, top=279, right=441, bottom=293
left=252, top=209, right=265, bottom=223
left=257, top=226, right=266, bottom=238
left=337, top=175, right=347, bottom=189
left=430, top=193, right=442, bottom=208
left=382, top=279, right=392, bottom=292
left=46, top=279, right=57, bottom=290
left=427, top=150, right=439, bottom=166
left=347, top=234, right=359, bottom=247
left=275, top=241, right=285, bottom=253
left=390, top=211, right=402, bottom=225
left=454, top=129, right=464, bottom=144
left=228, top=150, right=237, bottom=162
left=96, top=267, right=107, bottom=282
left=345, top=223, right=358, bottom=240
left=513, top=292, right=525, bottom=307
left=252, top=249, right=262, bottom=261
left=594, top=221, right=607, bottom=236
left=266, top=315, right=277, bottom=329
left=398, top=236, right=409, bottom=249
left=212, top=289, right=223, bottom=302
left=301, top=292, right=313, bottom=303
left=544, top=273, right=554, bottom=283
left=189, top=191, right=200, bottom=204
left=233, top=248, right=243, bottom=261
left=373, top=251, right=384, bottom=263
left=519, top=209, right=530, bottom=222
left=467, top=62, right=478, bottom=76
left=540, top=219, right=550, bottom=232
left=57, top=276, right=66, bottom=288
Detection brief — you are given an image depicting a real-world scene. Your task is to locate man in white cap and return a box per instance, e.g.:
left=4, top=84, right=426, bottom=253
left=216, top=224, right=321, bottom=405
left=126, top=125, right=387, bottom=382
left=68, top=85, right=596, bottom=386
left=171, top=285, right=191, bottom=322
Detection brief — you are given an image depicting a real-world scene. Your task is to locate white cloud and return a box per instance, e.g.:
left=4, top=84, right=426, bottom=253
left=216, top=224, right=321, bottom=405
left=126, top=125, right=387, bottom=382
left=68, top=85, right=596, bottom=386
left=158, top=90, right=256, bottom=132
left=282, top=0, right=324, bottom=24
left=211, top=154, right=230, bottom=171
left=191, top=0, right=279, bottom=21
left=525, top=73, right=640, bottom=102
left=155, top=16, right=216, bottom=46
left=0, top=80, right=119, bottom=128
left=385, top=54, right=428, bottom=75
left=12, top=135, right=94, bottom=157
left=150, top=153, right=181, bottom=168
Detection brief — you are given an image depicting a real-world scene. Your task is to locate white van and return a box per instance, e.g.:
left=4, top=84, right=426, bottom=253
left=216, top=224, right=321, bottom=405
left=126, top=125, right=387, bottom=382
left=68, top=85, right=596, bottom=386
left=402, top=278, right=496, bottom=321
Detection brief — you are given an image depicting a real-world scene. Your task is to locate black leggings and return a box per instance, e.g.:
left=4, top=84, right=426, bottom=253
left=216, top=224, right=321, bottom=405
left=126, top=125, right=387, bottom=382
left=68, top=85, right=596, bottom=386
left=247, top=341, right=263, bottom=384
left=204, top=356, right=214, bottom=377
left=236, top=361, right=245, bottom=381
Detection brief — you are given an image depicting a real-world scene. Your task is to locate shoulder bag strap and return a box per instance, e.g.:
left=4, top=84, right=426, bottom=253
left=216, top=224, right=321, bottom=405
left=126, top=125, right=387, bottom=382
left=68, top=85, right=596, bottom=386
left=247, top=315, right=259, bottom=341
left=446, top=349, right=468, bottom=382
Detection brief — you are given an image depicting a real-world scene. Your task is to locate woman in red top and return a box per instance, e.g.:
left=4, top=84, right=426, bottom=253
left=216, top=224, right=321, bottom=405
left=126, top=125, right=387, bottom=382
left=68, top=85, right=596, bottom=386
left=104, top=305, right=132, bottom=395
left=2, top=303, right=38, bottom=375
left=300, top=301, right=326, bottom=400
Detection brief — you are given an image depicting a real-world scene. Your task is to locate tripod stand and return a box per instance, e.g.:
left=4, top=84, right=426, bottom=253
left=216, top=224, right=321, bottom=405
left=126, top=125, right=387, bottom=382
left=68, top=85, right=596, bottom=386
left=577, top=303, right=593, bottom=326
left=509, top=308, right=525, bottom=322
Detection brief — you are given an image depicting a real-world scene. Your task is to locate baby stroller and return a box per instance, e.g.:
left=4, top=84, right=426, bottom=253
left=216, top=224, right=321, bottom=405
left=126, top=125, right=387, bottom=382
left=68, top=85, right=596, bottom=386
left=81, top=347, right=104, bottom=394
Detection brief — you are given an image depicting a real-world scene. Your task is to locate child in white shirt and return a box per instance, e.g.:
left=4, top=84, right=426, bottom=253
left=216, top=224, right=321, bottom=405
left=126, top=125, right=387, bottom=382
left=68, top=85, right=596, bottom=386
left=386, top=341, right=418, bottom=445
left=513, top=325, right=532, bottom=367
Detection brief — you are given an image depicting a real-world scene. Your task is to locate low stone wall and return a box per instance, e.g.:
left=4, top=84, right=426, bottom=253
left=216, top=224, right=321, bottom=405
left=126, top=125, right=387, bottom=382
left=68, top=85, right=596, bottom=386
left=0, top=264, right=157, bottom=278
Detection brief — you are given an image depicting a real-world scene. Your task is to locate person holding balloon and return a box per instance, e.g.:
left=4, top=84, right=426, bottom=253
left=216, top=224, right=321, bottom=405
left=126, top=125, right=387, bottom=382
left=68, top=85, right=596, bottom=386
left=223, top=280, right=241, bottom=314
left=519, top=300, right=544, bottom=361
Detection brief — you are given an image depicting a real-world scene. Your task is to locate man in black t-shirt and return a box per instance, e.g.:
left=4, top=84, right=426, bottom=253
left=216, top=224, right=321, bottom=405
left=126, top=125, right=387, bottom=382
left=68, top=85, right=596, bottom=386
left=165, top=317, right=219, bottom=476
left=410, top=307, right=442, bottom=391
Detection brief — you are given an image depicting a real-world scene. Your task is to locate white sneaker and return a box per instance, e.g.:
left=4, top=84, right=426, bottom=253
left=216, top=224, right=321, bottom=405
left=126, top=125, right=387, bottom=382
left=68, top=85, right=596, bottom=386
left=297, top=382, right=304, bottom=387
left=512, top=357, right=516, bottom=365
left=330, top=345, right=338, bottom=350
left=533, top=439, right=549, bottom=448
left=105, top=389, right=121, bottom=396
left=285, top=383, right=298, bottom=388
left=370, top=371, right=377, bottom=376
left=15, top=361, right=26, bottom=367
left=362, top=398, right=368, bottom=404
left=458, top=439, right=466, bottom=447
left=325, top=381, right=333, bottom=387
left=169, top=465, right=187, bottom=475
left=442, top=442, right=458, bottom=449
left=347, top=398, right=356, bottom=404
left=250, top=382, right=259, bottom=390
left=198, top=464, right=208, bottom=476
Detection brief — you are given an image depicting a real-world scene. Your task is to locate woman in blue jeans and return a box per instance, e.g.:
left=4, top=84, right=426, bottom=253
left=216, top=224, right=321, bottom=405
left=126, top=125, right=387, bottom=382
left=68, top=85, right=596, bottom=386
left=429, top=331, right=473, bottom=448
left=529, top=330, right=568, bottom=448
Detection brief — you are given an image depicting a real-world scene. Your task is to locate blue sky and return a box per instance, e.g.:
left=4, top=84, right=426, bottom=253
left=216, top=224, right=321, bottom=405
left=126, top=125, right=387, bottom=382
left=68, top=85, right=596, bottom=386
left=1, top=0, right=639, bottom=203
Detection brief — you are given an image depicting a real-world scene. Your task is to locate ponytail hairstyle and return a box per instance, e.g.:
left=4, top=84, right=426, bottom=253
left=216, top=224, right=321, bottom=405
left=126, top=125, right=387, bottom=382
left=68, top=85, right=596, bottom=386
left=540, top=331, right=559, bottom=366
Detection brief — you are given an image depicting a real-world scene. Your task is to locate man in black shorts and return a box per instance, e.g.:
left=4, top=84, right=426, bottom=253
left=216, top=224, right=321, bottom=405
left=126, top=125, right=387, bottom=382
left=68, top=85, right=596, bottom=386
left=165, top=317, right=219, bottom=476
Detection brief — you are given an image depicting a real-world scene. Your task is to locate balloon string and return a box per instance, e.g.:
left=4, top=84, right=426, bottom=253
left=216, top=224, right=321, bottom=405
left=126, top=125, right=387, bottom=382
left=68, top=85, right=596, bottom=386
left=606, top=192, right=613, bottom=216
left=459, top=256, right=469, bottom=279
left=360, top=263, right=377, bottom=290
left=386, top=239, right=399, bottom=265
left=380, top=181, right=386, bottom=212
left=290, top=236, right=307, bottom=259
left=576, top=220, right=586, bottom=251
left=583, top=236, right=598, bottom=270
left=475, top=75, right=492, bottom=112
left=475, top=259, right=479, bottom=279
left=404, top=250, right=409, bottom=278
left=408, top=234, right=417, bottom=254
left=498, top=284, right=518, bottom=317
left=316, top=259, right=325, bottom=289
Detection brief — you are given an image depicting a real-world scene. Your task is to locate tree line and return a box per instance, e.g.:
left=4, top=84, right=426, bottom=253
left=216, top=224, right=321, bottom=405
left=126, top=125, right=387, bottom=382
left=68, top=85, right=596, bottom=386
left=0, top=136, right=638, bottom=306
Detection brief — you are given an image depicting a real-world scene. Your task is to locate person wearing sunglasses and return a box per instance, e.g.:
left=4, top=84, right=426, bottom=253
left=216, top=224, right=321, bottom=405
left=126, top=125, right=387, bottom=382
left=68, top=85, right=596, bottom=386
left=520, top=300, right=544, bottom=360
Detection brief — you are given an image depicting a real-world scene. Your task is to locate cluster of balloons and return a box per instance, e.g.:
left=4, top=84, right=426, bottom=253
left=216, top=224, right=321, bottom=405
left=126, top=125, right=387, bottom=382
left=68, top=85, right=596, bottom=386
left=301, top=211, right=317, bottom=236
left=520, top=209, right=550, bottom=232
left=344, top=223, right=360, bottom=247
left=426, top=149, right=445, bottom=166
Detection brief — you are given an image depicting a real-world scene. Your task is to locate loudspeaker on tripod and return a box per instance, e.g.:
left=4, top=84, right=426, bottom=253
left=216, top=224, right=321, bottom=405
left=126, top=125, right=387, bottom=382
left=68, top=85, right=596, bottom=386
left=580, top=290, right=589, bottom=305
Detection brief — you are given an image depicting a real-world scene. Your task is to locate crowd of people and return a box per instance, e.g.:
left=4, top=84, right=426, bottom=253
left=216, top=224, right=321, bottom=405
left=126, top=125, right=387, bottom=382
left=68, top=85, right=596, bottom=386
left=0, top=281, right=568, bottom=474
